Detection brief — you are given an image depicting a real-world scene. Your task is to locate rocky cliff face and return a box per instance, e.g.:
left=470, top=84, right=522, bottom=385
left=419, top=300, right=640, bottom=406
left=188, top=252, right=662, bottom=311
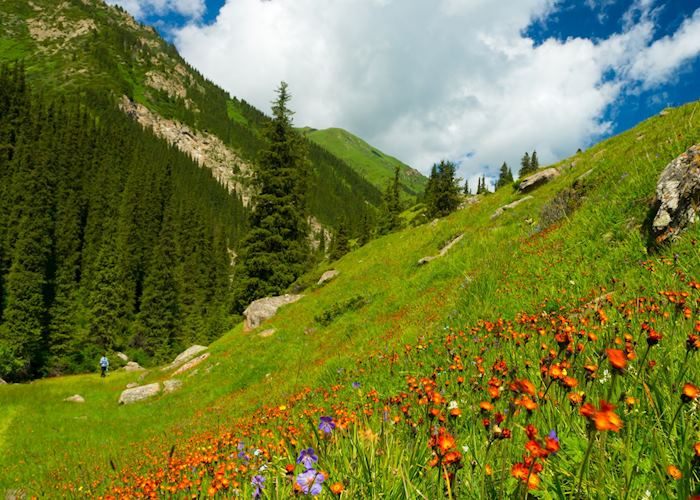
left=119, top=96, right=254, bottom=204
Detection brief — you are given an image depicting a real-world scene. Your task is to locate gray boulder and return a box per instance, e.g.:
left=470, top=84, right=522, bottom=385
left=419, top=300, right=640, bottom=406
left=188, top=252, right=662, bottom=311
left=163, top=379, right=183, bottom=394
left=163, top=345, right=207, bottom=371
left=243, top=294, right=303, bottom=331
left=123, top=361, right=145, bottom=372
left=258, top=328, right=276, bottom=338
left=118, top=383, right=161, bottom=405
left=173, top=352, right=210, bottom=376
left=317, top=270, right=339, bottom=285
left=0, top=378, right=6, bottom=385
left=652, top=144, right=700, bottom=243
left=518, top=168, right=560, bottom=193
left=115, top=352, right=129, bottom=362
left=491, top=196, right=533, bottom=220
left=418, top=234, right=464, bottom=266
left=64, top=394, right=85, bottom=403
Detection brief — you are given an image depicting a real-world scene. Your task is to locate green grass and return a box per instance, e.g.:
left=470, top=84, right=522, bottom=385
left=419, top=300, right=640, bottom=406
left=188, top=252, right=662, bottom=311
left=1, top=97, right=700, bottom=497
left=305, top=127, right=428, bottom=199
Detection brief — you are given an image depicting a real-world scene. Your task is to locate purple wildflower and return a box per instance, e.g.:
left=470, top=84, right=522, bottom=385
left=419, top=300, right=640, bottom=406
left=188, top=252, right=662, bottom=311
left=251, top=475, right=265, bottom=498
left=352, top=381, right=361, bottom=389
left=296, top=469, right=325, bottom=495
left=296, top=447, right=318, bottom=470
left=319, top=416, right=336, bottom=434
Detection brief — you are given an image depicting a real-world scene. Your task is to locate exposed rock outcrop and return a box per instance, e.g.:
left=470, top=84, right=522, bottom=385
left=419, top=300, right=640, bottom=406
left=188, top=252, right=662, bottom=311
left=119, top=97, right=253, bottom=203
left=173, top=353, right=210, bottom=376
left=518, top=168, right=560, bottom=193
left=258, top=328, right=276, bottom=338
left=491, top=196, right=533, bottom=220
left=118, top=383, right=161, bottom=405
left=243, top=295, right=304, bottom=331
left=163, top=345, right=208, bottom=372
left=116, top=352, right=129, bottom=362
left=317, top=270, right=339, bottom=285
left=64, top=394, right=85, bottom=403
left=123, top=361, right=145, bottom=372
left=0, top=378, right=6, bottom=385
left=163, top=379, right=182, bottom=394
left=652, top=144, right=700, bottom=243
left=418, top=234, right=464, bottom=265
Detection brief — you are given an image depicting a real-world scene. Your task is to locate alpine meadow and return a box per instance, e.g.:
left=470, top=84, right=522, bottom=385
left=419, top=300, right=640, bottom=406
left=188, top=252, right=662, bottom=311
left=1, top=0, right=700, bottom=499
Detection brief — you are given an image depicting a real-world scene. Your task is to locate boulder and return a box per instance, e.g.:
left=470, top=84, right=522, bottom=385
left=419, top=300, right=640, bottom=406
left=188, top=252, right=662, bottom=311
left=418, top=234, right=464, bottom=266
left=518, top=168, right=560, bottom=193
left=0, top=378, right=6, bottom=385
left=118, top=383, right=161, bottom=405
left=64, top=394, right=85, bottom=403
left=126, top=382, right=138, bottom=389
left=123, top=361, right=145, bottom=372
left=163, top=379, right=182, bottom=394
left=317, top=270, right=339, bottom=285
left=163, top=345, right=207, bottom=371
left=652, top=144, right=700, bottom=243
left=173, top=352, right=210, bottom=376
left=491, top=196, right=533, bottom=220
left=243, top=294, right=303, bottom=331
left=258, top=328, right=276, bottom=338
left=115, top=352, right=129, bottom=362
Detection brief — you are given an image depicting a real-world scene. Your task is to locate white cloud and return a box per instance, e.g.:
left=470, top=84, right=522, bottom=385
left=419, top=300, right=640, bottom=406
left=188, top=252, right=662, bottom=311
left=107, top=0, right=206, bottom=20
left=171, top=0, right=700, bottom=179
left=628, top=7, right=700, bottom=87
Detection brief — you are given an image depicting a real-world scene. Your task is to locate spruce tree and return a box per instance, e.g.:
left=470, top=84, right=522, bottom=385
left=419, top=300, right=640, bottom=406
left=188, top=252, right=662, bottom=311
left=425, top=160, right=461, bottom=218
left=530, top=150, right=539, bottom=170
left=463, top=179, right=471, bottom=195
left=329, top=219, right=350, bottom=261
left=496, top=162, right=514, bottom=190
left=378, top=166, right=401, bottom=234
left=358, top=212, right=372, bottom=247
left=519, top=152, right=531, bottom=178
left=233, top=82, right=310, bottom=311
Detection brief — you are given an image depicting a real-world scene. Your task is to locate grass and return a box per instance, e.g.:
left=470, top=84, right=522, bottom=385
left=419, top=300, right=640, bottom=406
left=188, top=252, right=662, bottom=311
left=1, top=99, right=700, bottom=497
left=304, top=127, right=428, bottom=199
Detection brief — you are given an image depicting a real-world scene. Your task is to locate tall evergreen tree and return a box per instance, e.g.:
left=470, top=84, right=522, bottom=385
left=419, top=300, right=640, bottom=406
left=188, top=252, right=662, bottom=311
left=519, top=151, right=532, bottom=178
left=463, top=179, right=471, bottom=195
left=378, top=166, right=401, bottom=234
left=357, top=212, right=372, bottom=247
left=530, top=150, right=539, bottom=170
left=425, top=160, right=462, bottom=218
left=495, top=162, right=514, bottom=190
left=233, top=82, right=310, bottom=311
left=329, top=219, right=350, bottom=261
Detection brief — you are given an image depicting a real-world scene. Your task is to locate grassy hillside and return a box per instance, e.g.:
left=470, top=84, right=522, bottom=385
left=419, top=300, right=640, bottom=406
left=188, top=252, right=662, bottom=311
left=2, top=102, right=700, bottom=498
left=304, top=127, right=428, bottom=199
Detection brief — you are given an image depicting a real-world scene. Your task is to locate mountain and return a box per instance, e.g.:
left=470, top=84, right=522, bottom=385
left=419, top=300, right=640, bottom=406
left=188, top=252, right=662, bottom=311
left=303, top=127, right=428, bottom=199
left=2, top=92, right=699, bottom=497
left=0, top=0, right=383, bottom=229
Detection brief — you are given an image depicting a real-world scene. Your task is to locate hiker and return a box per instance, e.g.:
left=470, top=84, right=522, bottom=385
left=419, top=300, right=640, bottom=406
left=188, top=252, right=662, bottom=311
left=100, top=354, right=109, bottom=377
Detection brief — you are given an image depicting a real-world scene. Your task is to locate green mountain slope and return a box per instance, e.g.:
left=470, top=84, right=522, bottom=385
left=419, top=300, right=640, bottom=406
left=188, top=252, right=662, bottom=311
left=0, top=0, right=382, bottom=228
left=304, top=127, right=428, bottom=198
left=2, top=98, right=699, bottom=497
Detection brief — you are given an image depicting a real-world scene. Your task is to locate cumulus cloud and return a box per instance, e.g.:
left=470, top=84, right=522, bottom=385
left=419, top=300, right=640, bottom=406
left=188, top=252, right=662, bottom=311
left=171, top=0, right=700, bottom=180
left=107, top=0, right=206, bottom=21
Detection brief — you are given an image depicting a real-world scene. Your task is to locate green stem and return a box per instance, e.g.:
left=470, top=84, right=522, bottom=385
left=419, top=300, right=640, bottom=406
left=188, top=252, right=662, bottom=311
left=576, top=432, right=595, bottom=499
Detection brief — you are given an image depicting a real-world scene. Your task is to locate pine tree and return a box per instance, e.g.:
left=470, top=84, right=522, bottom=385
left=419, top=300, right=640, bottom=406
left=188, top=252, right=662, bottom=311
left=378, top=166, right=401, bottom=234
left=530, top=150, right=539, bottom=170
left=233, top=82, right=310, bottom=312
left=495, top=162, right=514, bottom=190
left=329, top=219, right=350, bottom=261
left=463, top=179, right=471, bottom=195
left=425, top=160, right=462, bottom=218
left=358, top=212, right=372, bottom=247
left=519, top=152, right=531, bottom=178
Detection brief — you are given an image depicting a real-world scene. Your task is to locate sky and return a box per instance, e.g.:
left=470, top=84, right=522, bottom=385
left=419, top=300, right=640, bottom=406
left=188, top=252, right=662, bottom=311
left=106, top=0, right=700, bottom=186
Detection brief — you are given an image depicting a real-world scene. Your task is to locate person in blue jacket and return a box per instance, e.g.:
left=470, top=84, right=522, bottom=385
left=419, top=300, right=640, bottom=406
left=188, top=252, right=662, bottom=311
left=100, top=355, right=109, bottom=377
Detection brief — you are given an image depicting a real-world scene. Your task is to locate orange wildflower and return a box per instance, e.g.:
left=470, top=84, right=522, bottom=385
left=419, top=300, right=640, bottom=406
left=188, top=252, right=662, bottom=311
left=666, top=465, right=682, bottom=480
left=606, top=349, right=627, bottom=371
left=592, top=401, right=623, bottom=432
left=330, top=482, right=344, bottom=495
left=681, top=383, right=699, bottom=402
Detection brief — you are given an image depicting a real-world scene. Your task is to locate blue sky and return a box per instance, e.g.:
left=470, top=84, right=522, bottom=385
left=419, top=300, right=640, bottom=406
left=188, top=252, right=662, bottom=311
left=110, top=0, right=700, bottom=182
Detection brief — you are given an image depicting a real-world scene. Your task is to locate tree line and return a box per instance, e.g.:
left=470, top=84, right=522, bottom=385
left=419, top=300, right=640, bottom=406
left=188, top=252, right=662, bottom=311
left=0, top=63, right=245, bottom=380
